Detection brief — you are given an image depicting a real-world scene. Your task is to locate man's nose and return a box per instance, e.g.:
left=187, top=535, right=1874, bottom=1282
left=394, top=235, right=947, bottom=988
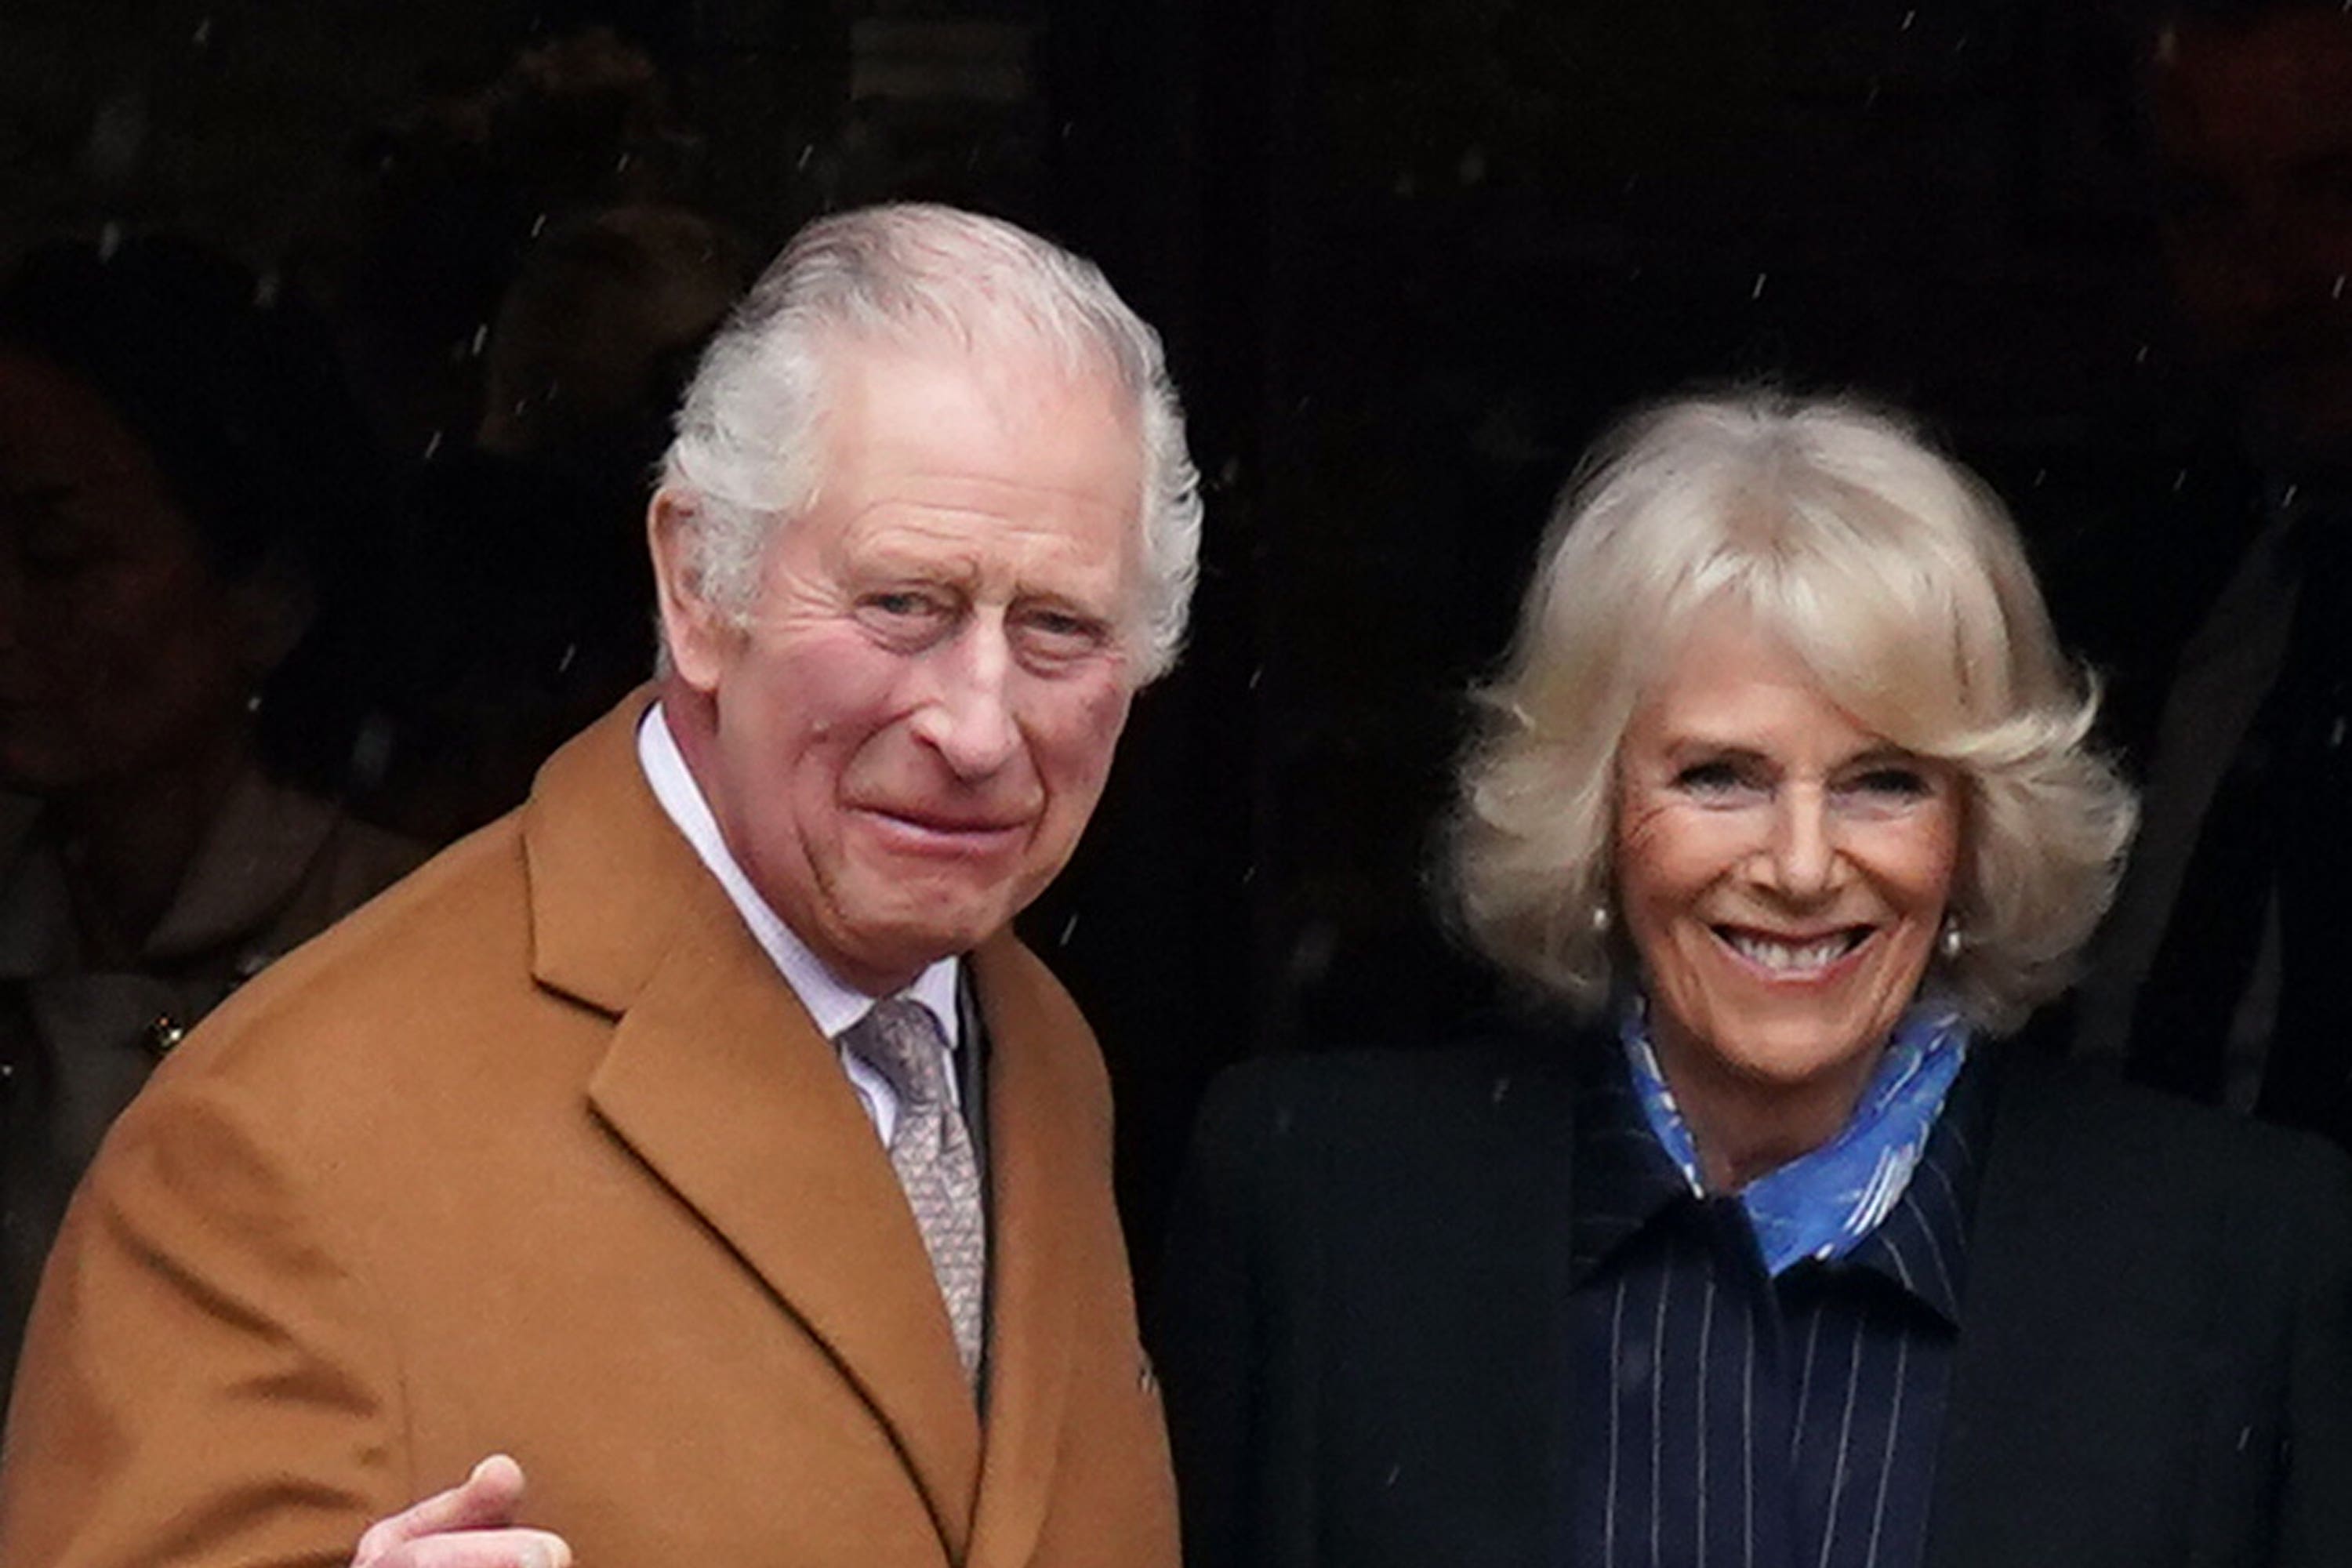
left=911, top=619, right=1022, bottom=779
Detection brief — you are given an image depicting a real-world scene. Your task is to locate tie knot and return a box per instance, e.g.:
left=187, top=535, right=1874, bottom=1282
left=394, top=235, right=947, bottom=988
left=845, top=996, right=951, bottom=1109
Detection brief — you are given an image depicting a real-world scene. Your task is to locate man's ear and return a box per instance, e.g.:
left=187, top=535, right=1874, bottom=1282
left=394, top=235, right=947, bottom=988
left=648, top=488, right=734, bottom=692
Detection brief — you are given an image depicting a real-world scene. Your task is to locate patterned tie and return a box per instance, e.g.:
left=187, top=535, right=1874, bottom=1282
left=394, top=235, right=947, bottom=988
left=842, top=997, right=986, bottom=1381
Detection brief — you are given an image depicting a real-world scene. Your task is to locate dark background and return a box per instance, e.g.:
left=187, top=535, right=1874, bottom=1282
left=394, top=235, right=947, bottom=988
left=1, top=0, right=2226, bottom=1275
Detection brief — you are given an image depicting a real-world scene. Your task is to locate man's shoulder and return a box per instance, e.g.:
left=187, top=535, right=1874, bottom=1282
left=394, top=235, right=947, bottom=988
left=132, top=812, right=545, bottom=1114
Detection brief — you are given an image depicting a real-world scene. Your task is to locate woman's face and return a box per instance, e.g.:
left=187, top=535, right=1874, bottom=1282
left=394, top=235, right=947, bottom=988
left=1613, top=612, right=1962, bottom=1120
left=0, top=348, right=258, bottom=797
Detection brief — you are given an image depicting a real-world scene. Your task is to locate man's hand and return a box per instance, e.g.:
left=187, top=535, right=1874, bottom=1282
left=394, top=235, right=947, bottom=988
left=350, top=1454, right=573, bottom=1568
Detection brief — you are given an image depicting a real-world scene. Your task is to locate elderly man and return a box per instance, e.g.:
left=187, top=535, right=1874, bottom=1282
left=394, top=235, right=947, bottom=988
left=0, top=204, right=1199, bottom=1568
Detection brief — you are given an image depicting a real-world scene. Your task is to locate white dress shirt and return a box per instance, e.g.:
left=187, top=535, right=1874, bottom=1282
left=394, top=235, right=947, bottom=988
left=636, top=702, right=961, bottom=1145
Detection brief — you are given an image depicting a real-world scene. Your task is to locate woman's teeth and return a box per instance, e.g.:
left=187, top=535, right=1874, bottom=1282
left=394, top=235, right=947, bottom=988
left=1721, top=929, right=1860, bottom=972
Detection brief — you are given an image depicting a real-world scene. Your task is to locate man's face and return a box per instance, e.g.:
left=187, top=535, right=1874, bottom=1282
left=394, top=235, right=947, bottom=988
left=2155, top=11, right=2352, bottom=463
left=657, top=339, right=1144, bottom=995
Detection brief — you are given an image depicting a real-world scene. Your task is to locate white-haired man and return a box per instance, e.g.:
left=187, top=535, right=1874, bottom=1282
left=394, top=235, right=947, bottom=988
left=0, top=204, right=1200, bottom=1568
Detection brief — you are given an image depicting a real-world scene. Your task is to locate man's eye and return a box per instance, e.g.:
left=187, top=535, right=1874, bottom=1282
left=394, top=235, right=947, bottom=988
left=856, top=590, right=955, bottom=647
left=1015, top=608, right=1109, bottom=660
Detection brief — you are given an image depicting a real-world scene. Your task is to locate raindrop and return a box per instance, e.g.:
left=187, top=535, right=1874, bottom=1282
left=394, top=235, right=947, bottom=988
left=557, top=642, right=578, bottom=673
left=470, top=323, right=489, bottom=358
left=1059, top=913, right=1080, bottom=947
left=2032, top=468, right=2047, bottom=488
left=98, top=221, right=122, bottom=260
left=2283, top=483, right=2300, bottom=509
left=1247, top=666, right=1264, bottom=691
left=192, top=16, right=212, bottom=45
left=1491, top=1076, right=1511, bottom=1105
left=1751, top=272, right=1769, bottom=300
left=615, top=151, right=633, bottom=173
left=1901, top=10, right=1915, bottom=31
left=530, top=212, right=548, bottom=238
left=796, top=143, right=815, bottom=171
left=2173, top=468, right=2189, bottom=492
left=2336, top=274, right=2347, bottom=300
left=423, top=429, right=444, bottom=461
left=252, top=268, right=280, bottom=308
left=2134, top=343, right=2151, bottom=365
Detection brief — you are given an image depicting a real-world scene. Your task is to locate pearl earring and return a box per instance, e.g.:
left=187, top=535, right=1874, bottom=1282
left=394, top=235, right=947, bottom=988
left=1938, top=917, right=1965, bottom=961
left=1590, top=902, right=1613, bottom=938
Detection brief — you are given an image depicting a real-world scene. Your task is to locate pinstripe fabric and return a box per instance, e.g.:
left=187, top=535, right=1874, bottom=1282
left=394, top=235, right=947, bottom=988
left=1568, top=1048, right=1985, bottom=1568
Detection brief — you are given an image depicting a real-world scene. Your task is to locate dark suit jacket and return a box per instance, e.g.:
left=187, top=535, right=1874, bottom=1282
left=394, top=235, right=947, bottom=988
left=0, top=692, right=1175, bottom=1568
left=1156, top=1039, right=2352, bottom=1568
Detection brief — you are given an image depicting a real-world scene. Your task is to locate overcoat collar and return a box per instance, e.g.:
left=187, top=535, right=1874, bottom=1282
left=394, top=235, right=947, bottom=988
left=523, top=691, right=1086, bottom=1568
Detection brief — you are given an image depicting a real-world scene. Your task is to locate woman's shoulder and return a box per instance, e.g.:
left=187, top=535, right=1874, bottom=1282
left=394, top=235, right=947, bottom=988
left=1983, top=1051, right=2352, bottom=1269
left=1992, top=1050, right=2352, bottom=1191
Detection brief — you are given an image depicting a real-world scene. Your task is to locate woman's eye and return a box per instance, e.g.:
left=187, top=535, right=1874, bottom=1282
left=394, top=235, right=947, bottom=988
left=1846, top=766, right=1933, bottom=799
left=1672, top=760, right=1757, bottom=797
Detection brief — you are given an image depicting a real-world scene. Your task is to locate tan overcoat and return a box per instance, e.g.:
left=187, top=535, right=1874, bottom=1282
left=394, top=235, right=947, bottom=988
left=0, top=693, right=1177, bottom=1568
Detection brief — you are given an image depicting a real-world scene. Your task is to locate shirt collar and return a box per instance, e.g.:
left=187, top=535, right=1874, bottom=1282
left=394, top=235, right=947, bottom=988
left=1569, top=1032, right=1985, bottom=1328
left=635, top=702, right=961, bottom=1044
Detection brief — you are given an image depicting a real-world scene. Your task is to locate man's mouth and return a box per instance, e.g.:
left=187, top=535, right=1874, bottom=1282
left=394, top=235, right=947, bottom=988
left=854, top=804, right=1030, bottom=853
left=1714, top=925, right=1871, bottom=977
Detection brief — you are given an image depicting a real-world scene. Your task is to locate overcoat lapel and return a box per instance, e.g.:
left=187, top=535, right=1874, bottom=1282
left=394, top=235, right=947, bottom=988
left=963, top=938, right=1085, bottom=1568
left=525, top=695, right=984, bottom=1560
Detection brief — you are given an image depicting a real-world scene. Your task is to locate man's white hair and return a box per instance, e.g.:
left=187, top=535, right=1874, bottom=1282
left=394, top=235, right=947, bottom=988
left=658, top=202, right=1203, bottom=682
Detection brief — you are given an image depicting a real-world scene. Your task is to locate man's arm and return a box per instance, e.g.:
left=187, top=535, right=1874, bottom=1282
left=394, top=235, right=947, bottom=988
left=2, top=1071, right=409, bottom=1567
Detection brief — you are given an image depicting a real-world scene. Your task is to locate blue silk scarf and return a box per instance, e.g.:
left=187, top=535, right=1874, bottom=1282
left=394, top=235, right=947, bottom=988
left=1619, top=1000, right=1971, bottom=1276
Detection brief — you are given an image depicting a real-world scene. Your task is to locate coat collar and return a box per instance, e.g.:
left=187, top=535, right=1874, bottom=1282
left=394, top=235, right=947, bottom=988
left=525, top=691, right=1091, bottom=1568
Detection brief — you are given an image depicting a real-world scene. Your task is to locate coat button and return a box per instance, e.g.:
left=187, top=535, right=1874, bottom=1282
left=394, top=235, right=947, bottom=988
left=145, top=1015, right=187, bottom=1058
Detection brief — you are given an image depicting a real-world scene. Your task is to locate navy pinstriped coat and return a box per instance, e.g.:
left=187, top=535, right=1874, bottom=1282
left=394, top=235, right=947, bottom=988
left=1155, top=1038, right=2352, bottom=1568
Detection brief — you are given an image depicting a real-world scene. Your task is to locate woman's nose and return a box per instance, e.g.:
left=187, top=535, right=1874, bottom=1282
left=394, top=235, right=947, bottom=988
left=1760, top=786, right=1839, bottom=899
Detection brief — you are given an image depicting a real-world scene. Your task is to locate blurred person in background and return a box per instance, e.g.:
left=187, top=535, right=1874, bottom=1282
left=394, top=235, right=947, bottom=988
left=0, top=235, right=423, bottom=1399
left=2067, top=0, right=2352, bottom=1147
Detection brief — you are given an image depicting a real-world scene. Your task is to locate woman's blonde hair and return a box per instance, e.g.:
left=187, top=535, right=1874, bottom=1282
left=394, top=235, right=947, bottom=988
left=1446, top=390, right=2138, bottom=1033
